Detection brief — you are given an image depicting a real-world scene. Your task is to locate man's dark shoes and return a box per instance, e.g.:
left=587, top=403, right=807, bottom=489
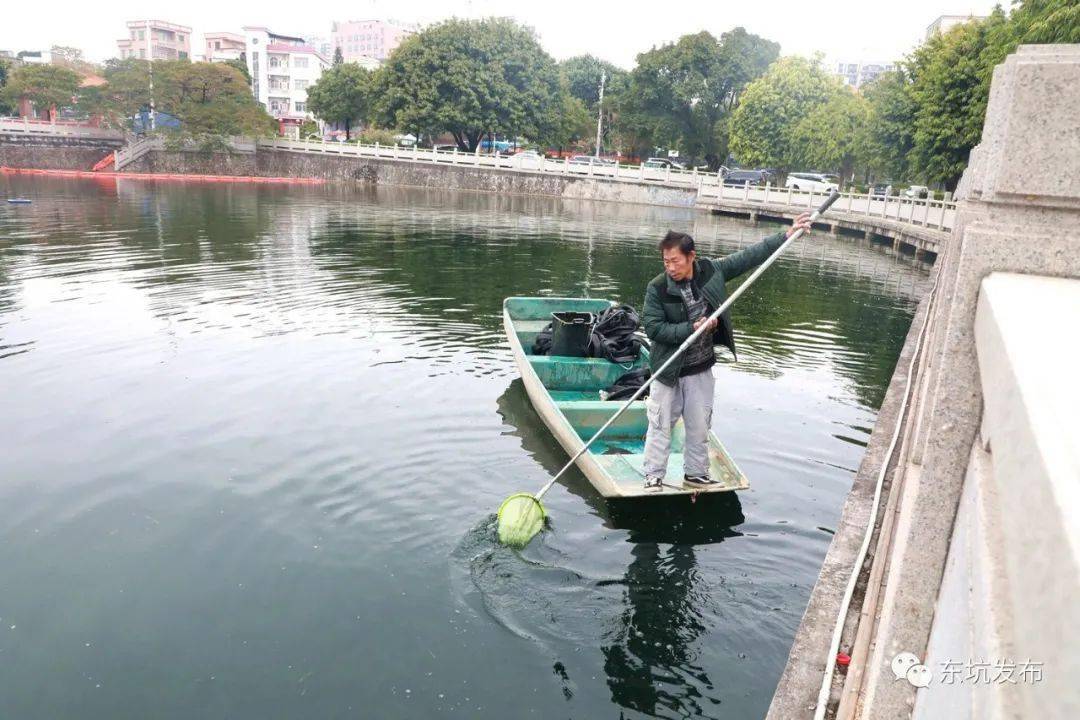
left=683, top=474, right=719, bottom=488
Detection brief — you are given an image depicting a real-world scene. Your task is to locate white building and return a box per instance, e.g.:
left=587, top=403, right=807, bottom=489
left=926, top=14, right=988, bottom=41
left=832, top=60, right=897, bottom=89
left=242, top=26, right=328, bottom=137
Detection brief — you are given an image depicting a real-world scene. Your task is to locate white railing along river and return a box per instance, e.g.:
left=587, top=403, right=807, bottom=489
left=0, top=117, right=124, bottom=141
left=258, top=137, right=956, bottom=233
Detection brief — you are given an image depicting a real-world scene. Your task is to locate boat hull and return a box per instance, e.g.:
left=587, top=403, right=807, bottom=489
left=503, top=297, right=749, bottom=498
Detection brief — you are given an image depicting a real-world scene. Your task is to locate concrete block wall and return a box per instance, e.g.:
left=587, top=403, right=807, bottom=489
left=767, top=44, right=1080, bottom=720
left=856, top=46, right=1080, bottom=719
left=0, top=134, right=124, bottom=171
left=122, top=148, right=702, bottom=209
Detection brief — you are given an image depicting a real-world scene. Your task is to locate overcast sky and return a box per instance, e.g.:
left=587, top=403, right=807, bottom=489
left=4, top=0, right=1002, bottom=68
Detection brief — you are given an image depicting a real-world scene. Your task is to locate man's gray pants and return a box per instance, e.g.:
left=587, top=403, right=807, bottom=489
left=643, top=368, right=715, bottom=479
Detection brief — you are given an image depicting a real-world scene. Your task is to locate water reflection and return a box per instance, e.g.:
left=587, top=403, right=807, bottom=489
left=496, top=378, right=752, bottom=717
left=0, top=175, right=928, bottom=719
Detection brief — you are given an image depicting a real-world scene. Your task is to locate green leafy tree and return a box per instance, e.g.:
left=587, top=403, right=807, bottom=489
left=299, top=119, right=319, bottom=139
left=728, top=55, right=839, bottom=170
left=355, top=127, right=397, bottom=145
left=901, top=2, right=1080, bottom=189
left=224, top=56, right=250, bottom=85
left=559, top=55, right=626, bottom=110
left=617, top=28, right=778, bottom=167
left=0, top=63, right=81, bottom=118
left=306, top=62, right=370, bottom=140
left=371, top=17, right=562, bottom=152
left=152, top=61, right=277, bottom=136
left=558, top=55, right=627, bottom=152
left=1004, top=0, right=1080, bottom=43
left=333, top=46, right=344, bottom=66
left=0, top=58, right=13, bottom=115
left=906, top=18, right=999, bottom=189
left=546, top=89, right=593, bottom=152
left=84, top=59, right=274, bottom=136
left=790, top=88, right=871, bottom=182
left=861, top=70, right=916, bottom=181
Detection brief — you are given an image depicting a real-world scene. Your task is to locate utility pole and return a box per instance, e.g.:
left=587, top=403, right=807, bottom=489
left=145, top=20, right=156, bottom=132
left=593, top=70, right=606, bottom=159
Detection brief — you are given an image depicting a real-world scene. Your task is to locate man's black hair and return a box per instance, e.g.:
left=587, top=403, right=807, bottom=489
left=658, top=230, right=695, bottom=255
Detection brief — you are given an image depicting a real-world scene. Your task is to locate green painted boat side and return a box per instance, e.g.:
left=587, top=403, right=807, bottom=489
left=502, top=296, right=750, bottom=498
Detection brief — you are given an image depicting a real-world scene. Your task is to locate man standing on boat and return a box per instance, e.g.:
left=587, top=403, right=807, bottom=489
left=641, top=213, right=812, bottom=491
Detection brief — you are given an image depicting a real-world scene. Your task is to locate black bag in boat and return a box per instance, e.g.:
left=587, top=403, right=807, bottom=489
left=601, top=368, right=651, bottom=401
left=532, top=324, right=553, bottom=355
left=549, top=311, right=595, bottom=357
left=587, top=305, right=646, bottom=364
left=532, top=304, right=645, bottom=363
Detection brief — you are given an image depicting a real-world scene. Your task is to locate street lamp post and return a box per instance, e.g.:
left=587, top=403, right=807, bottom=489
left=145, top=20, right=156, bottom=132
left=593, top=70, right=606, bottom=159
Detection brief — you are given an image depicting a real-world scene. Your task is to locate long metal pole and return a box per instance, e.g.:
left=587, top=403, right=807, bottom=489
left=534, top=191, right=841, bottom=500
left=593, top=70, right=606, bottom=159
left=146, top=21, right=156, bottom=132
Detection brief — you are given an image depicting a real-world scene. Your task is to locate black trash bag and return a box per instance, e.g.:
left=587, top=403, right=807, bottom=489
left=601, top=368, right=652, bottom=401
left=533, top=304, right=645, bottom=362
left=531, top=322, right=553, bottom=355
left=588, top=304, right=646, bottom=364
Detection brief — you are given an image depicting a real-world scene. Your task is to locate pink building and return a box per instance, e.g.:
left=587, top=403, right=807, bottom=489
left=331, top=20, right=417, bottom=63
left=117, top=20, right=191, bottom=61
left=204, top=32, right=246, bottom=62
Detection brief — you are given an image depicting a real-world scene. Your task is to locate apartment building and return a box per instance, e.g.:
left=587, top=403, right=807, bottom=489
left=204, top=32, right=246, bottom=62
left=832, top=60, right=897, bottom=89
left=243, top=27, right=328, bottom=137
left=305, top=35, right=333, bottom=60
left=117, top=20, right=192, bottom=61
left=330, top=19, right=417, bottom=63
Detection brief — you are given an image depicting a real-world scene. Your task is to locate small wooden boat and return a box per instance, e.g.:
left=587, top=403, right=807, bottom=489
left=503, top=297, right=749, bottom=498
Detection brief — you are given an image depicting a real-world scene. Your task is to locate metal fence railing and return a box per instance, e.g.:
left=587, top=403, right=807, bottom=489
left=696, top=182, right=955, bottom=232
left=0, top=117, right=124, bottom=141
left=114, top=136, right=160, bottom=170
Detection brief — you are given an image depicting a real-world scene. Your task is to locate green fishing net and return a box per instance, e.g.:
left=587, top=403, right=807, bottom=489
left=497, top=493, right=546, bottom=547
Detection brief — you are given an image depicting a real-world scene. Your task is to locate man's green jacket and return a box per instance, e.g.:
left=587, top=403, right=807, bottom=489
left=642, top=230, right=787, bottom=386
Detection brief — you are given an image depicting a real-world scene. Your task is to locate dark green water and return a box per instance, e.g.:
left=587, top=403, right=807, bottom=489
left=0, top=176, right=927, bottom=719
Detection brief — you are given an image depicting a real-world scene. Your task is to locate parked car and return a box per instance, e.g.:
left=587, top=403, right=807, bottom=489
left=568, top=155, right=617, bottom=175
left=871, top=182, right=894, bottom=197
left=904, top=185, right=930, bottom=199
left=722, top=168, right=773, bottom=186
left=643, top=157, right=683, bottom=170
left=785, top=172, right=840, bottom=193
left=510, top=150, right=544, bottom=171
left=433, top=144, right=460, bottom=153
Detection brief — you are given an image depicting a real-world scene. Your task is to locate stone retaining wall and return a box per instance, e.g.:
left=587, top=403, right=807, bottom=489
left=122, top=148, right=701, bottom=208
left=0, top=134, right=123, bottom=171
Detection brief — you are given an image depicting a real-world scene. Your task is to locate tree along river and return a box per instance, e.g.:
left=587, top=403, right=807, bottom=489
left=0, top=176, right=929, bottom=719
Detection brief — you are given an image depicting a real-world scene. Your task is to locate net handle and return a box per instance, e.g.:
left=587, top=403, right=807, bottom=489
left=535, top=192, right=840, bottom=500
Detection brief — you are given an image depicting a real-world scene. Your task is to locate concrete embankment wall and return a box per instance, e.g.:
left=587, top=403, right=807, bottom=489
left=123, top=148, right=701, bottom=208
left=0, top=134, right=123, bottom=171
left=766, top=43, right=1080, bottom=720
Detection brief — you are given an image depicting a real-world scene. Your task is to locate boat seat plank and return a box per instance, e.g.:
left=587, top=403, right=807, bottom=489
left=555, top=399, right=648, bottom=438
